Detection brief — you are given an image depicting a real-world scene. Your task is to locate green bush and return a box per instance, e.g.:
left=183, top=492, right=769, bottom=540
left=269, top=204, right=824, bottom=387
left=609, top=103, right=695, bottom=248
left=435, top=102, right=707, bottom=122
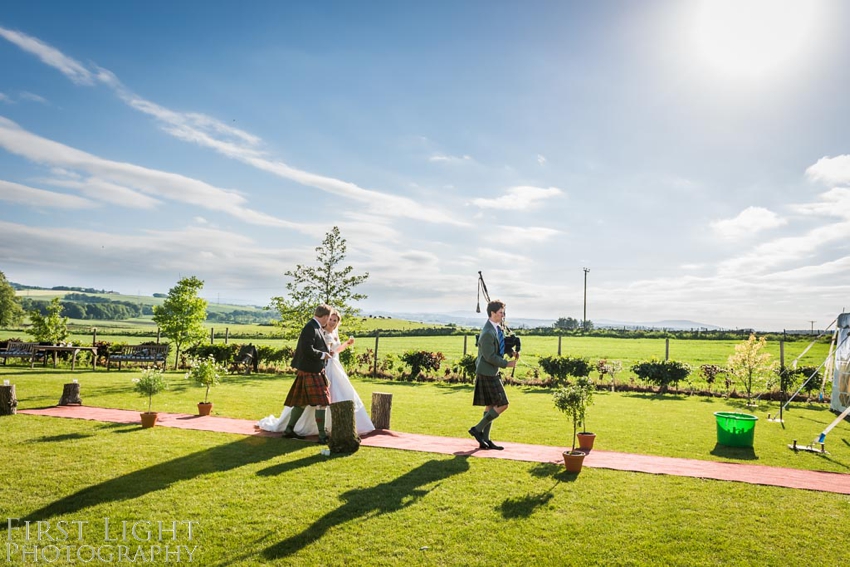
left=538, top=355, right=592, bottom=384
left=631, top=359, right=691, bottom=393
left=133, top=368, right=168, bottom=413
left=185, top=343, right=239, bottom=364
left=400, top=350, right=446, bottom=380
left=185, top=355, right=225, bottom=404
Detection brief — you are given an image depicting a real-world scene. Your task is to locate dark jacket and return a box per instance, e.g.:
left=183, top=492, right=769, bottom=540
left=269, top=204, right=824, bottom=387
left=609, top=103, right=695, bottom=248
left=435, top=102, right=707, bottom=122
left=291, top=319, right=329, bottom=373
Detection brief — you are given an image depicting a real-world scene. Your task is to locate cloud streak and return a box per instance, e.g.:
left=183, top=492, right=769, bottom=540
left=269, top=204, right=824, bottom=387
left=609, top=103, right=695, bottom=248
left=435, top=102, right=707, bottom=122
left=0, top=179, right=97, bottom=209
left=472, top=185, right=563, bottom=211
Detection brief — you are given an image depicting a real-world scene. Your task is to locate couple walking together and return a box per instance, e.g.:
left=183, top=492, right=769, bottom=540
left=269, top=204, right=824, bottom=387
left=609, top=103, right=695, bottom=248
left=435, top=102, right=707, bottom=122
left=257, top=304, right=374, bottom=442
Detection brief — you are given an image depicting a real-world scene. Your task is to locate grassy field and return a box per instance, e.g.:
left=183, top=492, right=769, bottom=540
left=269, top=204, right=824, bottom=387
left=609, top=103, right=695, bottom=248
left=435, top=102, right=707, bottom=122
left=2, top=366, right=848, bottom=566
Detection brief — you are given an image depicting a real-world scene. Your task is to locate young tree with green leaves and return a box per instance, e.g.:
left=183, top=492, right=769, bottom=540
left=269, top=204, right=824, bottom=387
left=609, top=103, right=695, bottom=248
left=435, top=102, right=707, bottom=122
left=0, top=270, right=24, bottom=327
left=152, top=276, right=208, bottom=369
left=270, top=226, right=369, bottom=338
left=27, top=297, right=69, bottom=344
left=727, top=333, right=778, bottom=405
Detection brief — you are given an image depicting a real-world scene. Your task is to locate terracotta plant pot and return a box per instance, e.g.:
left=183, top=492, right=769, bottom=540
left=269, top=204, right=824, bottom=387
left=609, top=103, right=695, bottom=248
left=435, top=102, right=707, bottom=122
left=197, top=402, right=213, bottom=416
left=562, top=450, right=586, bottom=473
left=140, top=412, right=158, bottom=428
left=577, top=432, right=596, bottom=451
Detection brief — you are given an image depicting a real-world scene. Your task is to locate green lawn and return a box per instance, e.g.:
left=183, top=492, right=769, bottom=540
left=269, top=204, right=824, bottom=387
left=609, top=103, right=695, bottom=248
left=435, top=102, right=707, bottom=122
left=2, top=366, right=848, bottom=566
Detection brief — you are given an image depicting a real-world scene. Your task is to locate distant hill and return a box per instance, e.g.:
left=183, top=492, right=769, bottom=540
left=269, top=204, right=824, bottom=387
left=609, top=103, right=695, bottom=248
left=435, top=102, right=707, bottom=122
left=369, top=311, right=721, bottom=331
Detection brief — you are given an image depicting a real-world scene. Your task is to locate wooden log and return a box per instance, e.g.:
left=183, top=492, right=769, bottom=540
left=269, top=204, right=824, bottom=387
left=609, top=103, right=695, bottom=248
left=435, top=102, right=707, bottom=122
left=370, top=392, right=393, bottom=430
left=328, top=400, right=360, bottom=454
left=0, top=384, right=17, bottom=415
left=59, top=382, right=82, bottom=406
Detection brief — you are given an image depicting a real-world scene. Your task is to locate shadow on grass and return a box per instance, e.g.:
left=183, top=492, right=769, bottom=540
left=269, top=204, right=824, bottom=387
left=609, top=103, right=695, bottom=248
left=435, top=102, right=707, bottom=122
left=262, top=455, right=470, bottom=560
left=709, top=443, right=758, bottom=461
left=622, top=392, right=688, bottom=402
left=498, top=462, right=577, bottom=519
left=25, top=432, right=94, bottom=443
left=26, top=437, right=305, bottom=521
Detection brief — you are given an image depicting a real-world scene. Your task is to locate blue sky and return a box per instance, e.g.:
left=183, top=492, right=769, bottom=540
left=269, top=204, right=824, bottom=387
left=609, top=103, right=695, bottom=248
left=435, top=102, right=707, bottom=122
left=2, top=1, right=850, bottom=330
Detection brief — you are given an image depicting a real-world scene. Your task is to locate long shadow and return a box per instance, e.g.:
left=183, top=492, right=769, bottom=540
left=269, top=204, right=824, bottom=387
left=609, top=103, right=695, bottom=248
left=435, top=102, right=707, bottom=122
left=262, top=455, right=470, bottom=560
left=27, top=436, right=305, bottom=521
left=498, top=462, right=576, bottom=519
left=25, top=432, right=94, bottom=443
left=709, top=443, right=758, bottom=461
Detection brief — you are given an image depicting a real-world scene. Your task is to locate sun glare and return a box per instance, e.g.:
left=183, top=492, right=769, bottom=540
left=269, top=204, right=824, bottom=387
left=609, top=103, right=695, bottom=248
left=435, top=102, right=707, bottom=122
left=693, top=0, right=822, bottom=80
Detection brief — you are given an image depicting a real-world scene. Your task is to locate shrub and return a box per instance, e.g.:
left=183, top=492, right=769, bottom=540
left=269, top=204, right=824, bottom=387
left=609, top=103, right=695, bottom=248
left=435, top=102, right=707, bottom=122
left=631, top=359, right=691, bottom=394
left=699, top=364, right=724, bottom=392
left=400, top=350, right=446, bottom=380
left=539, top=355, right=592, bottom=385
left=185, top=355, right=225, bottom=404
left=133, top=368, right=168, bottom=413
left=184, top=343, right=239, bottom=365
left=453, top=354, right=477, bottom=381
left=727, top=334, right=778, bottom=404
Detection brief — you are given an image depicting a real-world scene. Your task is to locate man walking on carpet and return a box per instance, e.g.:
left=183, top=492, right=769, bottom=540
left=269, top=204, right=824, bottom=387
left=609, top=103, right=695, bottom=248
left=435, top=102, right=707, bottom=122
left=283, top=304, right=333, bottom=443
left=468, top=299, right=518, bottom=450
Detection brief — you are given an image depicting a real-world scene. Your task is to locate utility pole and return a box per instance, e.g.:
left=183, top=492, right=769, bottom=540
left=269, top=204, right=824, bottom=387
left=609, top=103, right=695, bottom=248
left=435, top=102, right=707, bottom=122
left=809, top=320, right=816, bottom=335
left=583, top=267, right=590, bottom=331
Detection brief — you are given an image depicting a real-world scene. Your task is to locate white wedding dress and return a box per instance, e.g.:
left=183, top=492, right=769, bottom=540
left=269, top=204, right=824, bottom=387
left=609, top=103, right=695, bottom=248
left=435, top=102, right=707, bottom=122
left=257, top=330, right=375, bottom=436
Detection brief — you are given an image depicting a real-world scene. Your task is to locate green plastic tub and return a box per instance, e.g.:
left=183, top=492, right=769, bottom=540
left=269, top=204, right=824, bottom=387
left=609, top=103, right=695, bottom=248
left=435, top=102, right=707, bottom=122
left=714, top=412, right=758, bottom=447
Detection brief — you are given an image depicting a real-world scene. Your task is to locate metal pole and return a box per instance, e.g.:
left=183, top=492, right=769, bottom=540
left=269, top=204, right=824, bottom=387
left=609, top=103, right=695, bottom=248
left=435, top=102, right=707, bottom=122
left=780, top=340, right=785, bottom=422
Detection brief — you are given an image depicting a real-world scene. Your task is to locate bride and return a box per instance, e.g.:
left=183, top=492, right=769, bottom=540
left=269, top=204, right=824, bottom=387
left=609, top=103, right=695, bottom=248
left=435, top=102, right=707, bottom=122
left=257, top=310, right=375, bottom=437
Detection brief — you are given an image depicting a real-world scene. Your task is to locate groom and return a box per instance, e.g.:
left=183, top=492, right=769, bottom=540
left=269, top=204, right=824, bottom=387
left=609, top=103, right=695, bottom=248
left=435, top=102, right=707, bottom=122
left=283, top=304, right=333, bottom=443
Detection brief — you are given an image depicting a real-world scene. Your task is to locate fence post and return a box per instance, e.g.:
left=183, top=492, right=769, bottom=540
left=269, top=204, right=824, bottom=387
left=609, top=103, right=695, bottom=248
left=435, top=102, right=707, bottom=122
left=210, top=327, right=215, bottom=344
left=463, top=335, right=467, bottom=356
left=558, top=335, right=562, bottom=356
left=373, top=331, right=380, bottom=376
left=665, top=338, right=670, bottom=361
left=156, top=328, right=161, bottom=344
left=225, top=327, right=229, bottom=344
left=92, top=328, right=97, bottom=346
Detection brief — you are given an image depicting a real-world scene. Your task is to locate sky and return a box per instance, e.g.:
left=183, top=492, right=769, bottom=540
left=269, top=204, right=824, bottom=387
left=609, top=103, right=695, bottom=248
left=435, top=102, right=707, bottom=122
left=1, top=1, right=850, bottom=331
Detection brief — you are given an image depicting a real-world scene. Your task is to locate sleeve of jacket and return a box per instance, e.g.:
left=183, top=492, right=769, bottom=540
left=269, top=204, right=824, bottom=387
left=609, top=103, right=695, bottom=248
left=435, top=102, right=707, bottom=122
left=479, top=327, right=508, bottom=369
left=296, top=324, right=325, bottom=364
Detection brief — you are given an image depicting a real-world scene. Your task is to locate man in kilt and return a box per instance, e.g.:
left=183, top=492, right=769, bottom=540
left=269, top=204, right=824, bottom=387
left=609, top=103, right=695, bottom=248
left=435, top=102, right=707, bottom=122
left=283, top=304, right=333, bottom=443
left=468, top=299, right=518, bottom=450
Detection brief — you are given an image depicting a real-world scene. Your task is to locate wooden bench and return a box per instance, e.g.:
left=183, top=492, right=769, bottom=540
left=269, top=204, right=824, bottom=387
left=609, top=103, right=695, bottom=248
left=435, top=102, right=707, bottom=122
left=107, top=344, right=170, bottom=370
left=0, top=341, right=45, bottom=367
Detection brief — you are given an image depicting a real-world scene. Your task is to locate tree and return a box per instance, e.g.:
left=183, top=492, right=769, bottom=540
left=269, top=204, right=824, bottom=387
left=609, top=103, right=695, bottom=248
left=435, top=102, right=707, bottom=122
left=27, top=297, right=69, bottom=344
left=152, top=276, right=208, bottom=369
left=270, top=226, right=369, bottom=338
left=553, top=317, right=580, bottom=330
left=0, top=271, right=24, bottom=327
left=727, top=334, right=778, bottom=405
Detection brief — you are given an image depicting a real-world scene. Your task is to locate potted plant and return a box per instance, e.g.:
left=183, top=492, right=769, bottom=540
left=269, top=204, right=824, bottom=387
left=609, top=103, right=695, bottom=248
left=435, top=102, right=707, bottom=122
left=133, top=368, right=168, bottom=428
left=574, top=376, right=596, bottom=451
left=553, top=383, right=589, bottom=473
left=186, top=355, right=224, bottom=416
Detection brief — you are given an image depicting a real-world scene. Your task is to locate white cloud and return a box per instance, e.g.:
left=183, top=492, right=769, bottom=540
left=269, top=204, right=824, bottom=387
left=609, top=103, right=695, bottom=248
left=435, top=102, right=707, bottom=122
left=472, top=185, right=563, bottom=211
left=0, top=29, right=469, bottom=228
left=0, top=26, right=95, bottom=85
left=429, top=153, right=473, bottom=164
left=0, top=93, right=10, bottom=103
left=19, top=92, right=48, bottom=104
left=537, top=154, right=547, bottom=165
left=0, top=179, right=97, bottom=209
left=0, top=116, right=313, bottom=231
left=792, top=187, right=850, bottom=219
left=710, top=206, right=787, bottom=239
left=40, top=176, right=162, bottom=209
left=491, top=225, right=560, bottom=245
left=806, top=155, right=850, bottom=186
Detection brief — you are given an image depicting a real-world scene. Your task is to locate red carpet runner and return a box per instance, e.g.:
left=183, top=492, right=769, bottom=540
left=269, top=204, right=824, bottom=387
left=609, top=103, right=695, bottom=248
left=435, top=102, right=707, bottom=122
left=18, top=405, right=850, bottom=495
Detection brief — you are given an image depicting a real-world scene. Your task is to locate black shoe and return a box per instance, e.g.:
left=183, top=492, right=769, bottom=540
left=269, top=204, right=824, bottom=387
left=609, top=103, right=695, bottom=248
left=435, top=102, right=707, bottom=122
left=478, top=442, right=490, bottom=450
left=486, top=440, right=504, bottom=450
left=468, top=427, right=486, bottom=445
left=282, top=429, right=304, bottom=440
left=318, top=437, right=328, bottom=445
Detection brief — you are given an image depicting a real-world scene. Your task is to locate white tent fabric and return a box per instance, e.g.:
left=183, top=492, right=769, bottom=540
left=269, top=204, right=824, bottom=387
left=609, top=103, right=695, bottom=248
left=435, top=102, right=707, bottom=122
left=831, top=313, right=850, bottom=413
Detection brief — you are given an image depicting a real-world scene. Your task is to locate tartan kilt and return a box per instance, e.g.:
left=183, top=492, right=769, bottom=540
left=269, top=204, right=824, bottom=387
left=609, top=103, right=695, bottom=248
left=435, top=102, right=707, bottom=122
left=473, top=373, right=509, bottom=406
left=285, top=370, right=331, bottom=407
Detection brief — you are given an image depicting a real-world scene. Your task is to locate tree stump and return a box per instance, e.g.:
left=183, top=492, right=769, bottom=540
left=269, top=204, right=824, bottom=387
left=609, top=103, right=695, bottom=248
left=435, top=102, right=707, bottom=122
left=328, top=400, right=360, bottom=454
left=371, top=392, right=393, bottom=430
left=59, top=382, right=82, bottom=406
left=0, top=384, right=17, bottom=416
